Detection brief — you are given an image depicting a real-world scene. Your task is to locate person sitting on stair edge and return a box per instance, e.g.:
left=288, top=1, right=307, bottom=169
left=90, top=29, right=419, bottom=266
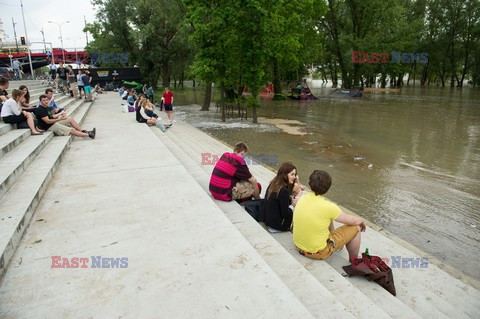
left=209, top=142, right=261, bottom=202
left=34, top=94, right=96, bottom=139
left=293, top=170, right=366, bottom=264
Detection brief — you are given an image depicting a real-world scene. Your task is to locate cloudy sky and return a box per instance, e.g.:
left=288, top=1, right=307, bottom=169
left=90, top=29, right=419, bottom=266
left=0, top=0, right=98, bottom=51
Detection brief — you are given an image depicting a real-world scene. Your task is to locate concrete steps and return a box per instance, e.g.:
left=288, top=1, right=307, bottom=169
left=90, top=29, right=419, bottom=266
left=157, top=124, right=397, bottom=318
left=0, top=98, right=84, bottom=201
left=0, top=93, right=317, bottom=317
left=0, top=82, right=93, bottom=281
left=174, top=121, right=480, bottom=317
left=153, top=127, right=361, bottom=318
left=160, top=119, right=480, bottom=318
left=161, top=124, right=394, bottom=318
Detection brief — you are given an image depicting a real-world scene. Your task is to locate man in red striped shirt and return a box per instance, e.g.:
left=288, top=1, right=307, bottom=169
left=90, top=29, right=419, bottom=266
left=209, top=142, right=260, bottom=201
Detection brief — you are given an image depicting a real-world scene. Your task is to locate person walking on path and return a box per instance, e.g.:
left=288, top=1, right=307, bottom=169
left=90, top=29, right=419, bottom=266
left=12, top=59, right=22, bottom=80
left=162, top=87, right=175, bottom=123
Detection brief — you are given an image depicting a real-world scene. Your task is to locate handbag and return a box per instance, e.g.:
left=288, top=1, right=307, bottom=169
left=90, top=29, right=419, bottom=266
left=243, top=199, right=265, bottom=222
left=343, top=252, right=396, bottom=296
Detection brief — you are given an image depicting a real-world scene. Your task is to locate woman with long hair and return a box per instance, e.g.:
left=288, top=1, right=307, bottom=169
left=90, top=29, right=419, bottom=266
left=18, top=85, right=34, bottom=111
left=264, top=162, right=302, bottom=232
left=0, top=89, right=43, bottom=135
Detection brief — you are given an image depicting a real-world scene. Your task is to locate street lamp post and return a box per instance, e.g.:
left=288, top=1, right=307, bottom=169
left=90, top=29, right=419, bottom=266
left=66, top=37, right=82, bottom=62
left=48, top=20, right=70, bottom=63
left=5, top=35, right=13, bottom=68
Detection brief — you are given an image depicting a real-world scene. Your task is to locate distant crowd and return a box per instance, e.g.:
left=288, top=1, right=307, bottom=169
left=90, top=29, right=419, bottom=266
left=119, top=84, right=176, bottom=132
left=0, top=76, right=96, bottom=139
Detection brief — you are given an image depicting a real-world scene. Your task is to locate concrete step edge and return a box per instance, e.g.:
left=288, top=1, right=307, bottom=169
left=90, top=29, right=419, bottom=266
left=0, top=130, right=31, bottom=160
left=154, top=128, right=364, bottom=318
left=0, top=132, right=55, bottom=201
left=0, top=102, right=93, bottom=282
left=162, top=127, right=396, bottom=318
left=167, top=120, right=480, bottom=318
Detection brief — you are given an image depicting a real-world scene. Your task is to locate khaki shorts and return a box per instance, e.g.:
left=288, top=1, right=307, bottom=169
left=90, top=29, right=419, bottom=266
left=231, top=180, right=255, bottom=200
left=69, top=82, right=77, bottom=90
left=296, top=225, right=359, bottom=260
left=49, top=120, right=72, bottom=136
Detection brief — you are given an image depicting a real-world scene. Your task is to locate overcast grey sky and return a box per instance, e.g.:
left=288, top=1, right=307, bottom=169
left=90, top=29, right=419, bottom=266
left=1, top=0, right=97, bottom=50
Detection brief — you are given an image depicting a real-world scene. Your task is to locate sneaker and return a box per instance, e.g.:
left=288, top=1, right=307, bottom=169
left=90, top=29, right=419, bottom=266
left=172, top=120, right=176, bottom=123
left=165, top=124, right=172, bottom=129
left=82, top=130, right=87, bottom=133
left=88, top=128, right=96, bottom=139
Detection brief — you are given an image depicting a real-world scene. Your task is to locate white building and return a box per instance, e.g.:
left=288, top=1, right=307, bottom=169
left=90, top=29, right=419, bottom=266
left=0, top=18, right=5, bottom=43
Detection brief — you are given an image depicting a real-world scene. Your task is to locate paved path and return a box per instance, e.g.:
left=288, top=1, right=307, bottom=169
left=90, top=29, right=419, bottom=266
left=0, top=93, right=313, bottom=318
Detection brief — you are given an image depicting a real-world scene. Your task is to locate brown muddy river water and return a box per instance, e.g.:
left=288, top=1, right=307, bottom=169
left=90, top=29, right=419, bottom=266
left=172, top=85, right=480, bottom=280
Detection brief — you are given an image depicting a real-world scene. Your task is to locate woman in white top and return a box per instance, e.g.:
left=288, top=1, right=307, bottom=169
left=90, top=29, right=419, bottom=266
left=1, top=89, right=43, bottom=135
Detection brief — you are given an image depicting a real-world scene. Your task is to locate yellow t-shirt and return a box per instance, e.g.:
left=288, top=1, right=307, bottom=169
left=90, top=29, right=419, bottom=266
left=293, top=192, right=341, bottom=252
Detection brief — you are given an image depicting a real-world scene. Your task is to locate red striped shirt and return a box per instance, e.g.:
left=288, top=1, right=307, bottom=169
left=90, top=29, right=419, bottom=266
left=209, top=152, right=252, bottom=201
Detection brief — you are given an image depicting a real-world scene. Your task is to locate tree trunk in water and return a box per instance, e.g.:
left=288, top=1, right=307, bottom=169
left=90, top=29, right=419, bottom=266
left=273, top=59, right=282, bottom=94
left=162, top=62, right=170, bottom=87
left=221, top=81, right=226, bottom=122
left=380, top=72, right=387, bottom=88
left=201, top=82, right=212, bottom=111
left=252, top=99, right=257, bottom=124
left=192, top=77, right=196, bottom=88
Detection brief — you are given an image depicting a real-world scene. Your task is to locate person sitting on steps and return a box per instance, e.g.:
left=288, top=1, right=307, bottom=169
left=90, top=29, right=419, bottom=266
left=1, top=89, right=43, bottom=135
left=293, top=170, right=366, bottom=264
left=264, top=162, right=303, bottom=232
left=209, top=142, right=261, bottom=202
left=136, top=97, right=172, bottom=132
left=34, top=94, right=96, bottom=139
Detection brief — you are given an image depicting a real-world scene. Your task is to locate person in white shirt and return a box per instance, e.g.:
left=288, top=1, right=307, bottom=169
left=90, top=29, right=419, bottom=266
left=12, top=59, right=22, bottom=80
left=1, top=89, right=43, bottom=135
left=77, top=69, right=85, bottom=99
left=49, top=62, right=57, bottom=80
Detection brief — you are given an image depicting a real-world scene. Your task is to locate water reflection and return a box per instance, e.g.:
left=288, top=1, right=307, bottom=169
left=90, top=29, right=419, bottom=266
left=172, top=85, right=480, bottom=280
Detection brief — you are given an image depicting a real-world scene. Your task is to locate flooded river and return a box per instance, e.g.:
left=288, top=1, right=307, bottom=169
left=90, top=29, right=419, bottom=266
left=172, top=85, right=480, bottom=280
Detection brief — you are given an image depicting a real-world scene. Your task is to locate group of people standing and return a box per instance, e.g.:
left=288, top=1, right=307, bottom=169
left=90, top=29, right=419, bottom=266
left=49, top=62, right=94, bottom=102
left=209, top=142, right=366, bottom=265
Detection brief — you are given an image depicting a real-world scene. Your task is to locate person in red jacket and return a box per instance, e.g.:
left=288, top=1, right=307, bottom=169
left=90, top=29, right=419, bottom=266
left=162, top=87, right=175, bottom=124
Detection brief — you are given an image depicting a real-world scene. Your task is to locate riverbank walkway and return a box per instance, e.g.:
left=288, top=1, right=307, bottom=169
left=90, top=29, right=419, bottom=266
left=0, top=82, right=479, bottom=318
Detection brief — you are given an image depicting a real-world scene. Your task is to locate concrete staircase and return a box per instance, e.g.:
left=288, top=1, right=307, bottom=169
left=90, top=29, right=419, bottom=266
left=154, top=119, right=480, bottom=319
left=0, top=80, right=93, bottom=281
left=0, top=90, right=478, bottom=317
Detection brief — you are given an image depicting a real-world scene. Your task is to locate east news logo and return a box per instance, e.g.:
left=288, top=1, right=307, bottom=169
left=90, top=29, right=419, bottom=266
left=352, top=51, right=428, bottom=64
left=51, top=256, right=128, bottom=268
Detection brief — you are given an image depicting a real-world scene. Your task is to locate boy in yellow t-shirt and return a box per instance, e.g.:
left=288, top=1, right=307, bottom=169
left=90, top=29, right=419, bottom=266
left=293, top=170, right=366, bottom=263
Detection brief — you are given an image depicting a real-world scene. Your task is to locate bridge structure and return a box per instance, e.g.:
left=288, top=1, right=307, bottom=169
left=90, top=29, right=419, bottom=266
left=0, top=48, right=90, bottom=70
